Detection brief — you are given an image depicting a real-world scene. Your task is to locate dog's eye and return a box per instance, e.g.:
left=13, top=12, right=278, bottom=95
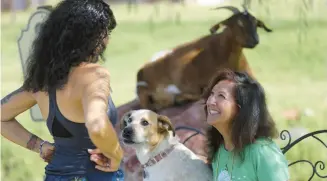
left=141, top=119, right=149, bottom=126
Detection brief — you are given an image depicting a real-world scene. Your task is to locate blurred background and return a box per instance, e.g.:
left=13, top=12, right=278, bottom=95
left=1, top=0, right=327, bottom=181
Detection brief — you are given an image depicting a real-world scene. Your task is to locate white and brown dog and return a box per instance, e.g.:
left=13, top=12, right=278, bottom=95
left=120, top=109, right=213, bottom=181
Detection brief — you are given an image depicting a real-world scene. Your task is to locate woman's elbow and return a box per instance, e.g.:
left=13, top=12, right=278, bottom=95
left=1, top=113, right=14, bottom=122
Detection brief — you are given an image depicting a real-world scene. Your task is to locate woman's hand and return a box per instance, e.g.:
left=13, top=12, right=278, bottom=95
left=40, top=141, right=55, bottom=163
left=88, top=148, right=120, bottom=172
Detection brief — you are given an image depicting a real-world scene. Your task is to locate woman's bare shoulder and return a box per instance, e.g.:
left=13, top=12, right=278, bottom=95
left=71, top=64, right=110, bottom=85
left=68, top=64, right=110, bottom=96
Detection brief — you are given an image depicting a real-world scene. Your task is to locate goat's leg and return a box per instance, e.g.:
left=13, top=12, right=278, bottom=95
left=174, top=93, right=201, bottom=106
left=138, top=91, right=151, bottom=109
left=137, top=87, right=161, bottom=112
left=238, top=53, right=256, bottom=79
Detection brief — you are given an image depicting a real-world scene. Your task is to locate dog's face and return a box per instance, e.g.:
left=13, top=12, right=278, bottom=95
left=120, top=109, right=175, bottom=148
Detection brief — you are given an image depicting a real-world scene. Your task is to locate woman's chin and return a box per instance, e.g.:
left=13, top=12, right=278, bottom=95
left=206, top=118, right=220, bottom=125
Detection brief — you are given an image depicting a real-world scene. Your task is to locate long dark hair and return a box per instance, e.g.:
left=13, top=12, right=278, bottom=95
left=203, top=69, right=278, bottom=162
left=23, top=0, right=117, bottom=92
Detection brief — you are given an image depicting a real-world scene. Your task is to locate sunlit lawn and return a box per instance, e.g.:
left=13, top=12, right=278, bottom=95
left=1, top=0, right=327, bottom=180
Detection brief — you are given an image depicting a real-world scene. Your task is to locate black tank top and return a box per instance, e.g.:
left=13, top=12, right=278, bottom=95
left=45, top=88, right=119, bottom=177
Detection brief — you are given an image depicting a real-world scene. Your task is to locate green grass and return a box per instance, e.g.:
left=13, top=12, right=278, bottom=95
left=1, top=0, right=327, bottom=181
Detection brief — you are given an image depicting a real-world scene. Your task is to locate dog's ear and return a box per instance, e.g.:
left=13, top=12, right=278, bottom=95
left=120, top=111, right=133, bottom=130
left=157, top=115, right=175, bottom=136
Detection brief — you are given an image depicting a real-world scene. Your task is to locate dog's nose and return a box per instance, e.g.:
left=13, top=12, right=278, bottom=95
left=122, top=127, right=134, bottom=139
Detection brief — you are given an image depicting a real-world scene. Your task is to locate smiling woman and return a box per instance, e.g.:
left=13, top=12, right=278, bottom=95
left=203, top=69, right=290, bottom=181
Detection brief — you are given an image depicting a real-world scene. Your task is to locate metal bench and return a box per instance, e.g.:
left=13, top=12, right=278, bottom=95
left=175, top=126, right=327, bottom=181
left=280, top=129, right=327, bottom=181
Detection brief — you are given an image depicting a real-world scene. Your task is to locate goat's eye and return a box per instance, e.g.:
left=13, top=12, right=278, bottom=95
left=141, top=119, right=149, bottom=126
left=237, top=20, right=244, bottom=27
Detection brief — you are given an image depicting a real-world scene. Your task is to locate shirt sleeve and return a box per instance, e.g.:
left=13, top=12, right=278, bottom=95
left=252, top=141, right=290, bottom=181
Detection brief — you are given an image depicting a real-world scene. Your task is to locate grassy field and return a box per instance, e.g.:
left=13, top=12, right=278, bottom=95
left=1, top=0, right=327, bottom=180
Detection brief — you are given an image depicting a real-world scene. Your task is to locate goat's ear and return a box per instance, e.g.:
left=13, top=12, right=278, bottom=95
left=257, top=19, right=272, bottom=32
left=157, top=115, right=175, bottom=136
left=120, top=111, right=133, bottom=130
left=209, top=22, right=225, bottom=34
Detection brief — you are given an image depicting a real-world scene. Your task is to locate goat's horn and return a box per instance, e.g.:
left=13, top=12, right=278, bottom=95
left=211, top=6, right=241, bottom=14
left=242, top=4, right=248, bottom=13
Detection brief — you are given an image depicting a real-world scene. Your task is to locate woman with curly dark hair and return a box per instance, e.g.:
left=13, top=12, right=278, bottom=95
left=1, top=0, right=124, bottom=180
left=203, top=69, right=290, bottom=181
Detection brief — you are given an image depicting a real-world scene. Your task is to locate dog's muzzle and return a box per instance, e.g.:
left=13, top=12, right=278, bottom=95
left=122, top=127, right=135, bottom=144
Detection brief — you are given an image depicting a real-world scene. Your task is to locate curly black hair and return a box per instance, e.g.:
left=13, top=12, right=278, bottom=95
left=202, top=69, right=278, bottom=162
left=23, top=0, right=117, bottom=92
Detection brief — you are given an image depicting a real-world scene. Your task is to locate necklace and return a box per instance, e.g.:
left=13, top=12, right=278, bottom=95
left=215, top=145, right=235, bottom=181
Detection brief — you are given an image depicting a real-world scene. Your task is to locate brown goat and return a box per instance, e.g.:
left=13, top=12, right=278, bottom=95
left=136, top=5, right=272, bottom=111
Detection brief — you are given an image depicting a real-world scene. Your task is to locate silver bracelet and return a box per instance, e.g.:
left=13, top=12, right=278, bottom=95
left=39, top=140, right=49, bottom=157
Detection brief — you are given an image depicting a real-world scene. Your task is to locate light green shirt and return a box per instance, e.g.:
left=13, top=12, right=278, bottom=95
left=212, top=138, right=290, bottom=181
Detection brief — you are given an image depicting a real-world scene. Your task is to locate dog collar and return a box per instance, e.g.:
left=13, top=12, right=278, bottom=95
left=141, top=145, right=176, bottom=169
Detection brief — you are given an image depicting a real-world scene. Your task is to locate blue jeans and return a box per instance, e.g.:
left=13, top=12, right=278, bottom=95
left=44, top=170, right=124, bottom=181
